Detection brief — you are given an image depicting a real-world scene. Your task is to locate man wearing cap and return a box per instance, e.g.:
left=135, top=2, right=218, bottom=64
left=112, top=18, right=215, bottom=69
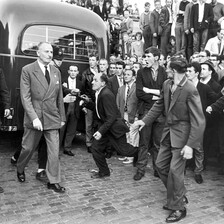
left=134, top=57, right=205, bottom=222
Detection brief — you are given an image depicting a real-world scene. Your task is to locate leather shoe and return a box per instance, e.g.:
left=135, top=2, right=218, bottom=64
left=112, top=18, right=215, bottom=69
left=36, top=170, right=47, bottom=181
left=91, top=172, right=110, bottom=179
left=166, top=208, right=186, bottom=223
left=133, top=172, right=144, bottom=181
left=63, top=150, right=74, bottom=156
left=17, top=171, right=25, bottom=182
left=47, top=183, right=66, bottom=193
left=194, top=174, right=203, bottom=184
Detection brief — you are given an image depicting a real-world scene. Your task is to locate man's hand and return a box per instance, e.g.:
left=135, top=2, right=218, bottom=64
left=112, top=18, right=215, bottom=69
left=93, top=131, right=102, bottom=140
left=61, top=122, right=65, bottom=127
left=185, top=29, right=189, bottom=35
left=4, top=109, right=10, bottom=117
left=33, top=118, right=43, bottom=131
left=132, top=120, right=145, bottom=131
left=80, top=94, right=90, bottom=102
left=190, top=28, right=194, bottom=33
left=153, top=33, right=157, bottom=37
left=71, top=88, right=80, bottom=95
left=206, top=106, right=212, bottom=114
left=180, top=145, right=193, bottom=160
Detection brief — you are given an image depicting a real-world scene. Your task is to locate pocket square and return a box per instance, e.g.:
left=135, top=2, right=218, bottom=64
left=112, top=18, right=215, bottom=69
left=56, top=81, right=59, bottom=84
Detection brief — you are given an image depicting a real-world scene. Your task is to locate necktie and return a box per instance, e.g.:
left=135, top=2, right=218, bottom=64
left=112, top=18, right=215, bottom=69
left=218, top=42, right=221, bottom=54
left=124, top=84, right=130, bottom=112
left=44, top=66, right=50, bottom=85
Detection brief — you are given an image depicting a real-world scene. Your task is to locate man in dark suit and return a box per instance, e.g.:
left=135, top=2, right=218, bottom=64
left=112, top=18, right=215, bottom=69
left=200, top=60, right=222, bottom=170
left=190, top=0, right=214, bottom=53
left=93, top=0, right=108, bottom=21
left=134, top=57, right=205, bottom=222
left=159, top=0, right=173, bottom=58
left=135, top=47, right=167, bottom=180
left=82, top=73, right=141, bottom=179
left=186, top=61, right=219, bottom=184
left=108, top=60, right=125, bottom=97
left=17, top=42, right=66, bottom=193
left=82, top=54, right=98, bottom=153
left=0, top=68, right=11, bottom=193
left=60, top=65, right=83, bottom=156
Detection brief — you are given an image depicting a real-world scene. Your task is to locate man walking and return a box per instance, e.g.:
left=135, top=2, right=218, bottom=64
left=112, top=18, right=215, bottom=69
left=134, top=57, right=205, bottom=222
left=17, top=42, right=66, bottom=193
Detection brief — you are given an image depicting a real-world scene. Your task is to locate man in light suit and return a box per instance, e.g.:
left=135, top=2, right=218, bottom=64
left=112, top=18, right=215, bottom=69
left=116, top=68, right=138, bottom=164
left=17, top=42, right=66, bottom=193
left=82, top=73, right=143, bottom=179
left=134, top=57, right=205, bottom=222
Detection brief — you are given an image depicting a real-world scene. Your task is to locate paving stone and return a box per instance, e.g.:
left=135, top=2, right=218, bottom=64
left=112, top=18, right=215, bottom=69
left=0, top=134, right=224, bottom=223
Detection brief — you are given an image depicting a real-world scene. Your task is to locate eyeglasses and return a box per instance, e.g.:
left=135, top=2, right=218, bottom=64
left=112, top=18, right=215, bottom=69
left=199, top=55, right=206, bottom=57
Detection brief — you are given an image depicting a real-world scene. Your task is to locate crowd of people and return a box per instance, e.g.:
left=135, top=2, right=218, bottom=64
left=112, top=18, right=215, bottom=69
left=1, top=0, right=224, bottom=223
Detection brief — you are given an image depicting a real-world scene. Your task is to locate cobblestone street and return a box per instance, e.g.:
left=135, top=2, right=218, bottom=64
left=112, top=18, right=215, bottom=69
left=0, top=134, right=224, bottom=224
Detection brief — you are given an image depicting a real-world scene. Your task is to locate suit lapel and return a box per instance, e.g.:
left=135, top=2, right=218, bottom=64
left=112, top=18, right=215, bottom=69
left=33, top=61, right=48, bottom=91
left=44, top=65, right=58, bottom=99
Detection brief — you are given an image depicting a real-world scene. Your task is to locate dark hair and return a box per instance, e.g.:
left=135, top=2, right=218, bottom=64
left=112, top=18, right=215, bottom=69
left=169, top=36, right=176, bottom=43
left=116, top=60, right=125, bottom=68
left=202, top=50, right=211, bottom=57
left=169, top=56, right=188, bottom=73
left=188, top=62, right=201, bottom=74
left=88, top=54, right=98, bottom=60
left=100, top=74, right=108, bottom=84
left=217, top=26, right=221, bottom=33
left=69, top=64, right=79, bottom=71
left=135, top=32, right=142, bottom=40
left=145, top=46, right=161, bottom=59
left=125, top=68, right=136, bottom=76
left=145, top=2, right=150, bottom=7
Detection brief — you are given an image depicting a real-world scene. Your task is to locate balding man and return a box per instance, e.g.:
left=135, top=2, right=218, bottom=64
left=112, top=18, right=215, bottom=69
left=17, top=42, right=66, bottom=193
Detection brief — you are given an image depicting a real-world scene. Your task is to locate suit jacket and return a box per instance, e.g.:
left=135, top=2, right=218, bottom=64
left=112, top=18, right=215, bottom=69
left=136, top=66, right=167, bottom=114
left=108, top=75, right=123, bottom=97
left=93, top=5, right=108, bottom=21
left=149, top=9, right=160, bottom=34
left=197, top=81, right=219, bottom=116
left=142, top=77, right=205, bottom=149
left=159, top=6, right=170, bottom=29
left=190, top=3, right=214, bottom=31
left=82, top=67, right=96, bottom=100
left=85, top=86, right=129, bottom=138
left=20, top=60, right=66, bottom=130
left=62, top=77, right=83, bottom=118
left=116, top=82, right=138, bottom=123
